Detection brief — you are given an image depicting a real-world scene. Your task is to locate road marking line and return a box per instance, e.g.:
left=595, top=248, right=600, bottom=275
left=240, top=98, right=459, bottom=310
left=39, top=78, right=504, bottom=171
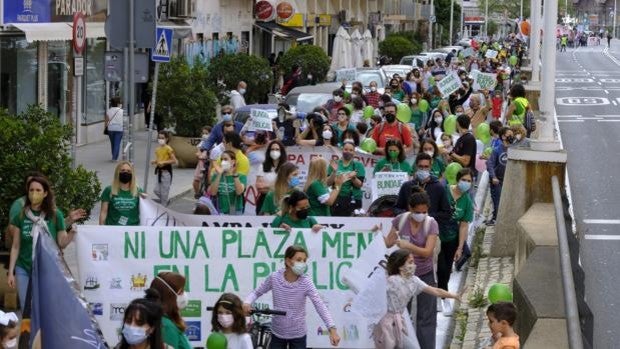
left=614, top=101, right=618, bottom=105
left=584, top=219, right=620, bottom=224
left=598, top=120, right=620, bottom=122
left=558, top=120, right=584, bottom=123
left=597, top=82, right=603, bottom=85
left=578, top=117, right=603, bottom=120
left=584, top=235, right=620, bottom=240
left=556, top=115, right=583, bottom=118
left=595, top=114, right=620, bottom=117
left=605, top=90, right=610, bottom=94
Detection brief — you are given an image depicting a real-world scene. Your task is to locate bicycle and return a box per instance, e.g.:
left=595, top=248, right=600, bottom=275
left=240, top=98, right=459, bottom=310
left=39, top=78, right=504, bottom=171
left=207, top=306, right=286, bottom=349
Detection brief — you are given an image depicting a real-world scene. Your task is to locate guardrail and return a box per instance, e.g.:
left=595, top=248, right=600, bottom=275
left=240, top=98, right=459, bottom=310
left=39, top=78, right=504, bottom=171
left=551, top=176, right=583, bottom=349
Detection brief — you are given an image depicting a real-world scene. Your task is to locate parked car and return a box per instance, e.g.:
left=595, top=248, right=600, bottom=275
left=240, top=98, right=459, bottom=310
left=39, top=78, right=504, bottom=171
left=420, top=51, right=448, bottom=61
left=456, top=38, right=473, bottom=48
left=346, top=68, right=388, bottom=92
left=399, top=55, right=426, bottom=68
left=284, top=82, right=342, bottom=113
left=381, top=64, right=416, bottom=79
left=232, top=104, right=278, bottom=124
left=433, top=45, right=464, bottom=56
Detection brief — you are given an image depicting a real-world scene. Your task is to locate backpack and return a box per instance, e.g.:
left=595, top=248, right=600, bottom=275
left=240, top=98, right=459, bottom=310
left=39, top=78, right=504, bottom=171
left=396, top=212, right=441, bottom=282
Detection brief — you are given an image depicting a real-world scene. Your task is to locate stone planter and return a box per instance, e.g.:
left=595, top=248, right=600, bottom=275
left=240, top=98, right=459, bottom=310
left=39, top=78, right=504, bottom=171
left=169, top=135, right=200, bottom=168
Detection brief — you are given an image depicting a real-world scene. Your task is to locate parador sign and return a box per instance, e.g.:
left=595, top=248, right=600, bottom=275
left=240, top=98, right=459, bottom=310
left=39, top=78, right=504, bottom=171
left=3, top=0, right=106, bottom=24
left=55, top=0, right=94, bottom=16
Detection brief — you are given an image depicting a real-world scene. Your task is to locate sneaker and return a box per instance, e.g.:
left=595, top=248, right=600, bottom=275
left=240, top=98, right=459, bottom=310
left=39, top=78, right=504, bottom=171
left=442, top=299, right=453, bottom=316
left=437, top=300, right=443, bottom=312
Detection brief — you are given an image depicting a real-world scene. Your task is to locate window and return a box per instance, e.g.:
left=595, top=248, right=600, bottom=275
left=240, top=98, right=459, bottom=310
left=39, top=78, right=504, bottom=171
left=0, top=37, right=38, bottom=115
left=84, top=38, right=106, bottom=124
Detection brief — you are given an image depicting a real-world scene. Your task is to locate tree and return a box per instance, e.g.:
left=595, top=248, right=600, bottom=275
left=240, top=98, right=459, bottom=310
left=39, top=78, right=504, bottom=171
left=157, top=57, right=218, bottom=137
left=434, top=0, right=462, bottom=44
left=379, top=35, right=417, bottom=63
left=0, top=106, right=101, bottom=232
left=278, top=45, right=331, bottom=83
left=206, top=53, right=273, bottom=106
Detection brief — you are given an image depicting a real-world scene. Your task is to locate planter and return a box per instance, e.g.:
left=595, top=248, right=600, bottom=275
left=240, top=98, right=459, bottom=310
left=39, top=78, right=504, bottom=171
left=169, top=135, right=200, bottom=168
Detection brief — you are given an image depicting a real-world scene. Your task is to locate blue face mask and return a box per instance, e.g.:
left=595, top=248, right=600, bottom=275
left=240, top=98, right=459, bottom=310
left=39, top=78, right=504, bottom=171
left=289, top=176, right=300, bottom=188
left=122, top=324, right=149, bottom=345
left=416, top=170, right=430, bottom=181
left=458, top=180, right=471, bottom=193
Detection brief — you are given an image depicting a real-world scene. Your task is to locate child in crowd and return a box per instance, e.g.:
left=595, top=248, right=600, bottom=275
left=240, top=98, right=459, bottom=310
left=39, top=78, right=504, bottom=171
left=193, top=126, right=212, bottom=198
left=491, top=91, right=503, bottom=120
left=0, top=311, right=18, bottom=349
left=211, top=293, right=253, bottom=349
left=152, top=131, right=178, bottom=206
left=244, top=245, right=341, bottom=348
left=486, top=302, right=520, bottom=349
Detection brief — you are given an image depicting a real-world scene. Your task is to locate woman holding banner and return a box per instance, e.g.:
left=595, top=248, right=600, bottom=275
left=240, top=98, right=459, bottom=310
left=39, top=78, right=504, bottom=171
left=99, top=161, right=143, bottom=226
left=373, top=139, right=412, bottom=175
left=327, top=140, right=365, bottom=216
left=260, top=163, right=300, bottom=215
left=304, top=158, right=345, bottom=216
left=271, top=190, right=322, bottom=231
left=208, top=150, right=247, bottom=215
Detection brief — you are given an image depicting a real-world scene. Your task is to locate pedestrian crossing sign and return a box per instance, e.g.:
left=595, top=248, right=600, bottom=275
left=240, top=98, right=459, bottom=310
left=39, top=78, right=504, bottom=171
left=152, top=27, right=173, bottom=62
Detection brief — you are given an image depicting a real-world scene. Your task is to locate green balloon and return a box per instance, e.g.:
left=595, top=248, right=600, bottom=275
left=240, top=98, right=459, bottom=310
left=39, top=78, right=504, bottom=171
left=344, top=104, right=353, bottom=113
left=443, top=115, right=457, bottom=135
left=488, top=283, right=513, bottom=304
left=363, top=105, right=375, bottom=119
left=206, top=333, right=228, bottom=349
left=483, top=147, right=493, bottom=158
left=361, top=138, right=378, bottom=153
left=509, top=55, right=518, bottom=66
left=419, top=99, right=430, bottom=113
left=475, top=122, right=491, bottom=141
left=396, top=103, right=411, bottom=123
left=445, top=162, right=462, bottom=185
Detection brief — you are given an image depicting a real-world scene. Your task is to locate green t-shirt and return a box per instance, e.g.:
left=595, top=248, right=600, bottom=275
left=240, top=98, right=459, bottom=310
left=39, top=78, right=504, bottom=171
left=442, top=187, right=474, bottom=241
left=260, top=191, right=279, bottom=215
left=8, top=196, right=25, bottom=223
left=392, top=89, right=406, bottom=102
left=411, top=108, right=424, bottom=131
left=162, top=316, right=192, bottom=349
left=374, top=158, right=412, bottom=175
left=210, top=173, right=247, bottom=214
left=10, top=209, right=65, bottom=273
left=306, top=180, right=331, bottom=217
left=327, top=160, right=365, bottom=200
left=101, top=186, right=143, bottom=226
left=271, top=213, right=318, bottom=229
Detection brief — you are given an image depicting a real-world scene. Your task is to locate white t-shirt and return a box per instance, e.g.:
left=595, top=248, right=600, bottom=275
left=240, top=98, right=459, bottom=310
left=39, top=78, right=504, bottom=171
left=224, top=332, right=253, bottom=349
left=106, top=107, right=123, bottom=131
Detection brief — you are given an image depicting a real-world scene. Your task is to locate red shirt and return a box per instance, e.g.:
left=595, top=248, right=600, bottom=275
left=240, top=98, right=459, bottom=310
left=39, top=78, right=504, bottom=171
left=365, top=91, right=382, bottom=108
left=371, top=121, right=413, bottom=148
left=491, top=96, right=503, bottom=118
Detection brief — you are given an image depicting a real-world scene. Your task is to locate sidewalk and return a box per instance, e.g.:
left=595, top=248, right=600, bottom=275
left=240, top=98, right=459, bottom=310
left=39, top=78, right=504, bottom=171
left=76, top=129, right=196, bottom=224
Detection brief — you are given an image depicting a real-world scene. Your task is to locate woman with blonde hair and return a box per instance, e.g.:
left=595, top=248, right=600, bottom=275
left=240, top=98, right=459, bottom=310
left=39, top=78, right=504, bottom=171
left=99, top=161, right=143, bottom=226
left=259, top=162, right=300, bottom=215
left=304, top=158, right=345, bottom=216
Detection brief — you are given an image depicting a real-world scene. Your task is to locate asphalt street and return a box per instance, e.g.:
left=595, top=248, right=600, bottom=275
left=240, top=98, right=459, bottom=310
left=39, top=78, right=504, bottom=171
left=555, top=41, right=620, bottom=348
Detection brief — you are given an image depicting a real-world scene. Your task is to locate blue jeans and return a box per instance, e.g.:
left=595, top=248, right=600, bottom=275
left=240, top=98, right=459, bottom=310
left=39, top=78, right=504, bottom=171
left=269, top=335, right=306, bottom=349
left=15, top=266, right=29, bottom=311
left=490, top=181, right=503, bottom=221
left=108, top=131, right=123, bottom=160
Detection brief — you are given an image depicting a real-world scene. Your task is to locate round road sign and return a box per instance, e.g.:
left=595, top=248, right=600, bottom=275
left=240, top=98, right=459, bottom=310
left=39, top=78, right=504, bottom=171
left=73, top=12, right=86, bottom=55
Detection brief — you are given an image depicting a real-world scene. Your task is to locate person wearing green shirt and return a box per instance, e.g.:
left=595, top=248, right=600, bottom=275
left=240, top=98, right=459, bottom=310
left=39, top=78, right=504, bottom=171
left=389, top=78, right=406, bottom=102
left=304, top=158, right=346, bottom=216
left=414, top=139, right=446, bottom=178
left=505, top=84, right=528, bottom=126
left=209, top=150, right=247, bottom=215
left=151, top=272, right=192, bottom=349
left=8, top=175, right=74, bottom=311
left=327, top=141, right=365, bottom=216
left=437, top=168, right=474, bottom=297
left=100, top=161, right=144, bottom=226
left=271, top=190, right=323, bottom=232
left=260, top=162, right=299, bottom=215
left=373, top=139, right=412, bottom=175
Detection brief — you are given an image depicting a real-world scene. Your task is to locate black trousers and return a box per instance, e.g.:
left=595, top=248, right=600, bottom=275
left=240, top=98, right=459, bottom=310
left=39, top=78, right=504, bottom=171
left=437, top=239, right=459, bottom=291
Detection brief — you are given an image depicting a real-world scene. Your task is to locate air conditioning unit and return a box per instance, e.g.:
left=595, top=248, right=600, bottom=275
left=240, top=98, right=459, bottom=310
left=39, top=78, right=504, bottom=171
left=168, top=0, right=195, bottom=18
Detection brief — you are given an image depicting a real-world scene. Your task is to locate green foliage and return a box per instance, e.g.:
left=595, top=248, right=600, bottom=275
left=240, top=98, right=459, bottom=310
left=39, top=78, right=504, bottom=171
left=454, top=309, right=468, bottom=341
left=468, top=287, right=488, bottom=308
left=391, top=31, right=424, bottom=53
left=487, top=20, right=499, bottom=37
left=469, top=226, right=487, bottom=268
left=0, top=105, right=101, bottom=230
left=157, top=57, right=218, bottom=137
left=278, top=45, right=331, bottom=83
left=206, top=53, right=273, bottom=106
left=379, top=35, right=417, bottom=63
left=435, top=0, right=461, bottom=44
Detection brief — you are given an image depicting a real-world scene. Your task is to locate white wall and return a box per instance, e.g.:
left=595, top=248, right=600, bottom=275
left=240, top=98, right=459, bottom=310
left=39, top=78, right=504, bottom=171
left=192, top=0, right=254, bottom=37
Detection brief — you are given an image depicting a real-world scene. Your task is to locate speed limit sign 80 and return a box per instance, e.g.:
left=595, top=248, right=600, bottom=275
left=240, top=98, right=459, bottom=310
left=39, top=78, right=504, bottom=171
left=73, top=12, right=86, bottom=55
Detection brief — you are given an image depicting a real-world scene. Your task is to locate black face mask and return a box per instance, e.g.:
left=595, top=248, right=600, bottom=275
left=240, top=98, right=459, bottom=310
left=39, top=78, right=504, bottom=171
left=119, top=172, right=132, bottom=184
left=506, top=136, right=516, bottom=144
left=296, top=208, right=309, bottom=220
left=385, top=113, right=396, bottom=123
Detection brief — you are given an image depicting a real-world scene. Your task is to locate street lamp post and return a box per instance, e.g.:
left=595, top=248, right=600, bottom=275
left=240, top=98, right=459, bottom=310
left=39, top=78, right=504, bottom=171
left=485, top=0, right=489, bottom=38
left=614, top=0, right=617, bottom=38
left=449, top=0, right=454, bottom=43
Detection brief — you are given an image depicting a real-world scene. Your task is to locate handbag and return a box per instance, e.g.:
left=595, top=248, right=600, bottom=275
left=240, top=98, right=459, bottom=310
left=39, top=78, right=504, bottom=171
left=104, top=109, right=121, bottom=135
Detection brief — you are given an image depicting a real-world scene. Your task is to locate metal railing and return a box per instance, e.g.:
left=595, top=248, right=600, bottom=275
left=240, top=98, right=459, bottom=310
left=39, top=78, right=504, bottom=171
left=551, top=176, right=583, bottom=349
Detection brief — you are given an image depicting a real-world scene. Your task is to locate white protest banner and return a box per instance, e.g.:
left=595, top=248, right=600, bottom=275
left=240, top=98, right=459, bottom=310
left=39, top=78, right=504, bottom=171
left=473, top=71, right=498, bottom=91
left=140, top=198, right=393, bottom=230
left=76, top=225, right=386, bottom=348
left=370, top=172, right=410, bottom=202
left=336, top=68, right=356, bottom=82
left=485, top=49, right=498, bottom=59
left=462, top=47, right=474, bottom=58
left=248, top=109, right=274, bottom=131
left=436, top=71, right=462, bottom=96
left=243, top=146, right=382, bottom=214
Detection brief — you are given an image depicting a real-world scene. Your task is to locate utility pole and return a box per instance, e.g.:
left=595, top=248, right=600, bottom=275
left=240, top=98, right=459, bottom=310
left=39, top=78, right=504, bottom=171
left=449, top=0, right=454, bottom=43
left=530, top=0, right=542, bottom=82
left=614, top=0, right=617, bottom=38
left=485, top=0, right=489, bottom=38
left=429, top=0, right=435, bottom=49
left=461, top=0, right=465, bottom=39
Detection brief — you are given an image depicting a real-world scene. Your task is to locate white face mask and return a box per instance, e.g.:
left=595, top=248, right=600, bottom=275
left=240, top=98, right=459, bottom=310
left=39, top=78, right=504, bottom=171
left=370, top=86, right=377, bottom=92
left=270, top=150, right=281, bottom=160
left=221, top=160, right=232, bottom=172
left=410, top=98, right=418, bottom=105
left=157, top=139, right=166, bottom=145
left=322, top=130, right=333, bottom=139
left=177, top=292, right=189, bottom=309
left=401, top=262, right=416, bottom=277
left=424, top=150, right=434, bottom=157
left=351, top=93, right=358, bottom=99
left=218, top=314, right=234, bottom=328
left=239, top=88, right=246, bottom=95
left=3, top=338, right=17, bottom=349
left=333, top=96, right=342, bottom=103
left=434, top=116, right=443, bottom=124
left=411, top=212, right=427, bottom=222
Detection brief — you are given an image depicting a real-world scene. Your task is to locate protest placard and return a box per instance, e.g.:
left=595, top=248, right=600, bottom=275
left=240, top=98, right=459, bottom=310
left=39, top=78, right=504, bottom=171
left=462, top=47, right=474, bottom=58
left=370, top=172, right=410, bottom=202
left=436, top=71, right=463, bottom=96
left=248, top=109, right=274, bottom=131
left=485, top=49, right=499, bottom=59
left=336, top=68, right=356, bottom=82
left=473, top=71, right=498, bottom=90
left=76, top=225, right=385, bottom=348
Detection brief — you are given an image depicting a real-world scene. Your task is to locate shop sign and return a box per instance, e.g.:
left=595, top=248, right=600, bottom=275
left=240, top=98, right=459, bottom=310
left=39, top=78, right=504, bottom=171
left=306, top=14, right=332, bottom=26
left=276, top=1, right=294, bottom=20
left=254, top=0, right=275, bottom=21
left=3, top=0, right=107, bottom=24
left=279, top=13, right=304, bottom=27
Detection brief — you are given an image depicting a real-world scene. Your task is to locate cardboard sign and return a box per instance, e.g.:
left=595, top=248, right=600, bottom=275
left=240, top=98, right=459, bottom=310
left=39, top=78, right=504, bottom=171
left=485, top=49, right=499, bottom=59
left=473, top=71, right=498, bottom=90
left=336, top=68, right=356, bottom=82
left=436, top=71, right=463, bottom=96
left=462, top=47, right=474, bottom=58
left=248, top=109, right=274, bottom=131
left=370, top=171, right=410, bottom=201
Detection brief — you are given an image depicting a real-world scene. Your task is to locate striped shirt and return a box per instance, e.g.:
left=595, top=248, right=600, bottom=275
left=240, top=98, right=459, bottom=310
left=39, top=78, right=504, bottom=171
left=245, top=269, right=336, bottom=339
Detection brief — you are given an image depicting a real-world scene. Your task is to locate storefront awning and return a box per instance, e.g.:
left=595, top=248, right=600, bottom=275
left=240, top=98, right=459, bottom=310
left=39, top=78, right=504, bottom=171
left=253, top=21, right=313, bottom=42
left=10, top=22, right=106, bottom=42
